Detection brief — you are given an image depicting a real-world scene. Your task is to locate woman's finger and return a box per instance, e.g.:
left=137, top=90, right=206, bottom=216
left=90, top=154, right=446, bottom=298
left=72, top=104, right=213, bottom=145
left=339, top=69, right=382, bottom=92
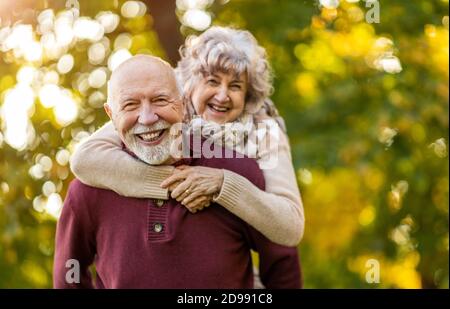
left=161, top=170, right=189, bottom=188
left=185, top=196, right=209, bottom=212
left=189, top=196, right=211, bottom=209
left=171, top=179, right=193, bottom=200
left=171, top=170, right=202, bottom=200
left=175, top=165, right=190, bottom=171
left=167, top=180, right=182, bottom=192
left=181, top=189, right=204, bottom=204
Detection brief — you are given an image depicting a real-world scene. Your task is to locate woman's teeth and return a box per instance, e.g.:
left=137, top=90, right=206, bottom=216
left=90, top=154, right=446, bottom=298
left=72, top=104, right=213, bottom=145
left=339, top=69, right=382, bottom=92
left=138, top=130, right=164, bottom=142
left=208, top=104, right=229, bottom=112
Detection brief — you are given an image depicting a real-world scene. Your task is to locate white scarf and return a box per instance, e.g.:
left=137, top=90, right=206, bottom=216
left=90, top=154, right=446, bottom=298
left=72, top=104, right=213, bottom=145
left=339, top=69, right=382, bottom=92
left=185, top=98, right=285, bottom=161
left=188, top=113, right=260, bottom=158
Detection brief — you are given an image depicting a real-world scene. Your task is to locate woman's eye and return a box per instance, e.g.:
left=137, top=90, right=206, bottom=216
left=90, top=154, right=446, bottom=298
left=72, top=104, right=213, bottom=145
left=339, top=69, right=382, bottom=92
left=207, top=79, right=219, bottom=86
left=230, top=84, right=242, bottom=90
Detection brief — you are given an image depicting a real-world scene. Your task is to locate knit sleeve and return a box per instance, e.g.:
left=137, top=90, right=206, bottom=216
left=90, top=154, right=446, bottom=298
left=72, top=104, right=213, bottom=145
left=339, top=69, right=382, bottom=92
left=70, top=121, right=174, bottom=200
left=214, top=131, right=305, bottom=247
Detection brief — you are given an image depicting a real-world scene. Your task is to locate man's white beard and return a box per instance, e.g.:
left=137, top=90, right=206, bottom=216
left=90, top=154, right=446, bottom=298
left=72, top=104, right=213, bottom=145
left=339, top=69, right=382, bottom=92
left=123, top=121, right=173, bottom=165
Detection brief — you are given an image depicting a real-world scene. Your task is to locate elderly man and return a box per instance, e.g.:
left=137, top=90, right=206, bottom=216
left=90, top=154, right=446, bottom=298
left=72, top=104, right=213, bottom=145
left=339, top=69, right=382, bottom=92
left=53, top=55, right=300, bottom=288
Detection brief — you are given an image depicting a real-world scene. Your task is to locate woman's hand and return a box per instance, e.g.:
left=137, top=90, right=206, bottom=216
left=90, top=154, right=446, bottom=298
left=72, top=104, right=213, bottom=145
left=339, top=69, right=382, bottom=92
left=161, top=165, right=224, bottom=213
left=165, top=177, right=214, bottom=213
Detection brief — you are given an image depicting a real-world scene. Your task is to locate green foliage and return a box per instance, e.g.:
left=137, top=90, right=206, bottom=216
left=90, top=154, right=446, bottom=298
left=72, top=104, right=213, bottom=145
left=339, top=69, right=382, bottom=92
left=0, top=0, right=448, bottom=288
left=215, top=0, right=449, bottom=288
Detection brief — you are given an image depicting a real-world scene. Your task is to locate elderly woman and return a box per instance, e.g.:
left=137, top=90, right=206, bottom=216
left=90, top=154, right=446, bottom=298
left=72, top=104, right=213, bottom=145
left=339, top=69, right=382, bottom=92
left=70, top=26, right=304, bottom=247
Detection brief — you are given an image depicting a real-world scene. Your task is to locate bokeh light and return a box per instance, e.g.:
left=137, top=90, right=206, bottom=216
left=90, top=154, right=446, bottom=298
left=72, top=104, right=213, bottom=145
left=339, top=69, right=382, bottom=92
left=45, top=193, right=63, bottom=219
left=108, top=48, right=132, bottom=71
left=53, top=89, right=78, bottom=126
left=182, top=9, right=212, bottom=31
left=42, top=181, right=56, bottom=197
left=114, top=33, right=132, bottom=50
left=57, top=54, right=75, bottom=74
left=88, top=68, right=108, bottom=88
left=54, top=11, right=75, bottom=47
left=56, top=149, right=71, bottom=166
left=319, top=0, right=340, bottom=9
left=73, top=17, right=104, bottom=41
left=1, top=84, right=35, bottom=150
left=88, top=42, right=107, bottom=65
left=429, top=138, right=447, bottom=158
left=17, top=66, right=37, bottom=85
left=38, top=84, right=60, bottom=108
left=96, top=11, right=120, bottom=33
left=121, top=1, right=147, bottom=19
left=378, top=127, right=398, bottom=148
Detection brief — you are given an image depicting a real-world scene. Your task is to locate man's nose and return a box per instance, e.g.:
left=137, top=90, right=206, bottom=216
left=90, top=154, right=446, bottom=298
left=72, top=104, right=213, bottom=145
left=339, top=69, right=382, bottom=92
left=214, top=86, right=230, bottom=103
left=138, top=104, right=159, bottom=126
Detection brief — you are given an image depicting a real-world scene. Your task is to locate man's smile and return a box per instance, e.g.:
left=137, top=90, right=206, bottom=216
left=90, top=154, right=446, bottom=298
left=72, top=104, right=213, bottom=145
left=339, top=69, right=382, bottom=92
left=135, top=129, right=168, bottom=145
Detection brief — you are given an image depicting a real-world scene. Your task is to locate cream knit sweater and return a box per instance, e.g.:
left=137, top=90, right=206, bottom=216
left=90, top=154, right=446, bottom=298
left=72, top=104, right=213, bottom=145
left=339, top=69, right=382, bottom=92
left=70, top=121, right=304, bottom=246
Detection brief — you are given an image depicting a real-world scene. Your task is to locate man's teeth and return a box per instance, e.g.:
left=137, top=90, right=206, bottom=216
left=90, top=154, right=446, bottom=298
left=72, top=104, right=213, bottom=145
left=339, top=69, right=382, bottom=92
left=139, top=130, right=163, bottom=142
left=209, top=104, right=229, bottom=112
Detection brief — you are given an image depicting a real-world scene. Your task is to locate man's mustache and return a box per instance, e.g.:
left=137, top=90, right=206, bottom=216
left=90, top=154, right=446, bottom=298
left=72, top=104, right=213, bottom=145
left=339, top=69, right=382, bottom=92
left=131, top=122, right=171, bottom=134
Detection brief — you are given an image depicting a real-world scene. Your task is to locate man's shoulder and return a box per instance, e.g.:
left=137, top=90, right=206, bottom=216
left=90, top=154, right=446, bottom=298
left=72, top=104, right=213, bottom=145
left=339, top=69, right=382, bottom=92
left=68, top=178, right=102, bottom=195
left=66, top=178, right=115, bottom=205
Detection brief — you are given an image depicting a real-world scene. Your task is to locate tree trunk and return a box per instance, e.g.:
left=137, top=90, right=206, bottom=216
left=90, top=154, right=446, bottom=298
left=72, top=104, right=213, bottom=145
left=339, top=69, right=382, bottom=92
left=143, top=0, right=183, bottom=66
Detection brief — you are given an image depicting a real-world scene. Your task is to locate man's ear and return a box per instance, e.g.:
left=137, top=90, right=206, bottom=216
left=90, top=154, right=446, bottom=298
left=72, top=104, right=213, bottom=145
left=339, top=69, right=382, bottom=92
left=104, top=103, right=113, bottom=120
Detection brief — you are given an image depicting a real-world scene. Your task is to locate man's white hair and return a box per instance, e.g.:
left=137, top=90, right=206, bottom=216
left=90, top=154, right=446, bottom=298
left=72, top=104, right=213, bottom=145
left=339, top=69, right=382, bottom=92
left=175, top=26, right=274, bottom=115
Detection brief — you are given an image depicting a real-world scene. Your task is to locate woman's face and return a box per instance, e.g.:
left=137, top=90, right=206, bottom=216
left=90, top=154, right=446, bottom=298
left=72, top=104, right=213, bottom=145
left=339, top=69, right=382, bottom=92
left=190, top=71, right=248, bottom=124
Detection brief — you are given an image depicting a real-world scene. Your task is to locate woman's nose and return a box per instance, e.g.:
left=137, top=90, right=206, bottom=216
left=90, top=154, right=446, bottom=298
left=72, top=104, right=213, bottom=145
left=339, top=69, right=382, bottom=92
left=214, top=86, right=230, bottom=103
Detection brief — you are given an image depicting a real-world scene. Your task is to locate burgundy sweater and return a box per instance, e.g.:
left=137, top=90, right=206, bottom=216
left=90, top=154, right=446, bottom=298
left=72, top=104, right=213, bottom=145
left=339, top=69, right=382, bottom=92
left=53, top=152, right=301, bottom=289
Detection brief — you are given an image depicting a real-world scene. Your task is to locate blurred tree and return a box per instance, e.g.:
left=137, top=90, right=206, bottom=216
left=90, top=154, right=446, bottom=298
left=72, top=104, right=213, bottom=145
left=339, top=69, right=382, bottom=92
left=213, top=0, right=448, bottom=288
left=143, top=0, right=183, bottom=65
left=0, top=0, right=169, bottom=288
left=0, top=0, right=448, bottom=288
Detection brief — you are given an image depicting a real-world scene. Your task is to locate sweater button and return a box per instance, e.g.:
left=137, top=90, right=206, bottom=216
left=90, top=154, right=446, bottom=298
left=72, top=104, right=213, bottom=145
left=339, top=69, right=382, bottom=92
left=153, top=223, right=163, bottom=233
left=155, top=199, right=164, bottom=207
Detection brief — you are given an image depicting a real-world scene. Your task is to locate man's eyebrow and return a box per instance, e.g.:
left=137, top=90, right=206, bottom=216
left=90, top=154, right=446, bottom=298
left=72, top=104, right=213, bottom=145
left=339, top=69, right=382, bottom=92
left=151, top=91, right=175, bottom=99
left=118, top=95, right=137, bottom=102
left=153, top=92, right=170, bottom=97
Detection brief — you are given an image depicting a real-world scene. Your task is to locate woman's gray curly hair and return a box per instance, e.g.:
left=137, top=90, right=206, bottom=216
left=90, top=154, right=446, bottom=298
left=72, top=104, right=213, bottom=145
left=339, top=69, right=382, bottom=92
left=176, top=26, right=274, bottom=117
